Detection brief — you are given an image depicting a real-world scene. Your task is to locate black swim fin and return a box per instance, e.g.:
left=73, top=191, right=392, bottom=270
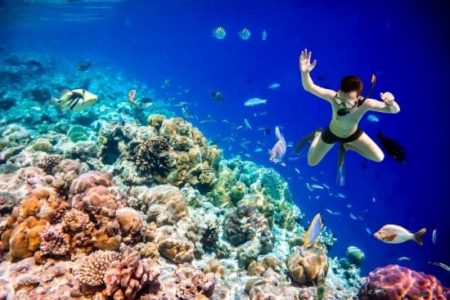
left=294, top=128, right=322, bottom=154
left=336, top=143, right=346, bottom=186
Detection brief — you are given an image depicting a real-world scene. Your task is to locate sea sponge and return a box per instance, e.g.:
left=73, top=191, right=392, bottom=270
left=129, top=185, right=187, bottom=226
left=358, top=264, right=450, bottom=299
left=287, top=246, right=329, bottom=286
left=74, top=250, right=121, bottom=286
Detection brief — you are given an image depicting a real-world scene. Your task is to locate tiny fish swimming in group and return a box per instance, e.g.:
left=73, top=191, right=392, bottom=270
left=302, top=213, right=323, bottom=249
left=211, top=91, right=224, bottom=101
left=377, top=132, right=406, bottom=163
left=374, top=224, right=426, bottom=245
left=53, top=89, right=97, bottom=112
left=269, top=126, right=286, bottom=164
left=366, top=114, right=379, bottom=123
left=261, top=30, right=268, bottom=41
left=212, top=26, right=226, bottom=40
left=244, top=97, right=267, bottom=107
left=238, top=27, right=251, bottom=40
left=432, top=229, right=437, bottom=244
left=257, top=127, right=271, bottom=135
left=267, top=82, right=280, bottom=89
left=244, top=118, right=252, bottom=129
left=429, top=261, right=450, bottom=272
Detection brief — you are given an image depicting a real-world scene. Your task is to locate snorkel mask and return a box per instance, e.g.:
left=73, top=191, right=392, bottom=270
left=336, top=74, right=377, bottom=117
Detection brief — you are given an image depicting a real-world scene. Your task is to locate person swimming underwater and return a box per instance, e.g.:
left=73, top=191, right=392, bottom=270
left=297, top=49, right=400, bottom=184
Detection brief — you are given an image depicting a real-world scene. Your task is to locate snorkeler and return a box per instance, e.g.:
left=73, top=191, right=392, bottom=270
left=296, top=49, right=400, bottom=184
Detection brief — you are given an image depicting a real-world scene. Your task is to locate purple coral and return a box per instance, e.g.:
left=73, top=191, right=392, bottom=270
left=103, top=250, right=160, bottom=299
left=39, top=224, right=70, bottom=257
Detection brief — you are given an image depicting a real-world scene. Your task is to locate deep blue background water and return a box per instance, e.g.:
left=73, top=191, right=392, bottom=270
left=1, top=0, right=449, bottom=285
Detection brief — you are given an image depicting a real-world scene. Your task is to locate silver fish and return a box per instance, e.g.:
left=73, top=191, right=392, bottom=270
left=244, top=97, right=267, bottom=107
left=269, top=126, right=286, bottom=164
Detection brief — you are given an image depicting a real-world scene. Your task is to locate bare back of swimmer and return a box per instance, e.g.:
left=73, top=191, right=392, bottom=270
left=299, top=49, right=400, bottom=166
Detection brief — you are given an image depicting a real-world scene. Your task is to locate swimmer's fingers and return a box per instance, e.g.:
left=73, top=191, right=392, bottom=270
left=311, top=59, right=317, bottom=70
left=307, top=50, right=312, bottom=62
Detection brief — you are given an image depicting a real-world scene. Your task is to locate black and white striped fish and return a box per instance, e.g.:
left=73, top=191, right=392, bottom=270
left=53, top=89, right=97, bottom=112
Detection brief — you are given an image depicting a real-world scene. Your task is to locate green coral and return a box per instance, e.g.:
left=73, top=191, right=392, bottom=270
left=67, top=125, right=89, bottom=142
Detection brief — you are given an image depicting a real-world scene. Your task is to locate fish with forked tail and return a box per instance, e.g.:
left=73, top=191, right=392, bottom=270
left=269, top=126, right=286, bottom=164
left=374, top=224, right=426, bottom=245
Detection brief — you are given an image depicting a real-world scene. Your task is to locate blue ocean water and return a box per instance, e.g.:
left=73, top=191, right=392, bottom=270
left=1, top=0, right=449, bottom=287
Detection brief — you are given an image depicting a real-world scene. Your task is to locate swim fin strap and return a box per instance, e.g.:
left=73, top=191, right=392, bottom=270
left=294, top=127, right=323, bottom=154
left=337, top=143, right=346, bottom=186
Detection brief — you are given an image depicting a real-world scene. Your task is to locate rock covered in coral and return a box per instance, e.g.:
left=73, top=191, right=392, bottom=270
left=287, top=246, right=329, bottom=286
left=358, top=264, right=450, bottom=300
left=103, top=250, right=160, bottom=299
left=132, top=136, right=172, bottom=179
left=74, top=250, right=121, bottom=286
left=246, top=268, right=300, bottom=300
left=69, top=171, right=114, bottom=195
left=37, top=155, right=62, bottom=174
left=130, top=184, right=187, bottom=226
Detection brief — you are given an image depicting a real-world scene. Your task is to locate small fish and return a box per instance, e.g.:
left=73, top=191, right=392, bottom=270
left=372, top=197, right=376, bottom=203
left=76, top=60, right=91, bottom=71
left=212, top=26, right=226, bottom=40
left=428, top=261, right=450, bottom=272
left=306, top=183, right=313, bottom=192
left=254, top=147, right=263, bottom=153
left=374, top=225, right=426, bottom=245
left=257, top=127, right=271, bottom=135
left=238, top=27, right=251, bottom=40
left=244, top=118, right=252, bottom=129
left=261, top=30, right=267, bottom=41
left=377, top=132, right=406, bottom=163
left=398, top=256, right=411, bottom=261
left=303, top=213, right=323, bottom=248
left=323, top=184, right=330, bottom=189
left=294, top=168, right=301, bottom=174
left=269, top=126, right=286, bottom=164
left=336, top=193, right=346, bottom=199
left=53, top=89, right=97, bottom=112
left=311, top=184, right=324, bottom=190
left=365, top=227, right=372, bottom=235
left=181, top=107, right=193, bottom=119
left=211, top=91, right=224, bottom=101
left=366, top=114, right=379, bottom=123
left=244, top=97, right=267, bottom=107
left=432, top=229, right=437, bottom=244
left=267, top=82, right=280, bottom=89
left=128, top=89, right=138, bottom=107
left=349, top=213, right=358, bottom=221
left=346, top=204, right=352, bottom=208
left=325, top=209, right=341, bottom=216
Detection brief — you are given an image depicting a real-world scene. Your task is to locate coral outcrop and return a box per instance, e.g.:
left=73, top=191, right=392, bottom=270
left=358, top=264, right=450, bottom=300
left=287, top=246, right=329, bottom=286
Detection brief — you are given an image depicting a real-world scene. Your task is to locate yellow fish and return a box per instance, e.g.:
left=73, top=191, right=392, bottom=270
left=303, top=213, right=323, bottom=248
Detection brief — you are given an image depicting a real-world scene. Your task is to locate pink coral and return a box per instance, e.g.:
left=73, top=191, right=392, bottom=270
left=69, top=171, right=113, bottom=195
left=39, top=224, right=69, bottom=257
left=72, top=185, right=119, bottom=217
left=358, top=264, right=450, bottom=300
left=103, top=250, right=160, bottom=299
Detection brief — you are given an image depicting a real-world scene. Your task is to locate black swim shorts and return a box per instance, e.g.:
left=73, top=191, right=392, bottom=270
left=321, top=126, right=363, bottom=144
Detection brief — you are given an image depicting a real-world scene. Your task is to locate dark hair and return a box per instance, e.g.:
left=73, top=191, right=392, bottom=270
left=340, top=75, right=363, bottom=95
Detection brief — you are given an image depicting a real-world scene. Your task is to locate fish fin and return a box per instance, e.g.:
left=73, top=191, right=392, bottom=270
left=275, top=126, right=282, bottom=140
left=59, top=89, right=71, bottom=98
left=336, top=144, right=346, bottom=186
left=413, top=228, right=427, bottom=245
left=294, top=128, right=322, bottom=154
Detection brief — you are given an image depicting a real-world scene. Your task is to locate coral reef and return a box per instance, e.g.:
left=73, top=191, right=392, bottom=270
left=287, top=246, right=329, bottom=286
left=74, top=250, right=121, bottom=286
left=346, top=245, right=365, bottom=266
left=358, top=264, right=450, bottom=300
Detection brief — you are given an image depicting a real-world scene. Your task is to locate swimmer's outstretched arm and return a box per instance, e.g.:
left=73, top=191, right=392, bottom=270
left=365, top=92, right=400, bottom=114
left=299, top=49, right=335, bottom=102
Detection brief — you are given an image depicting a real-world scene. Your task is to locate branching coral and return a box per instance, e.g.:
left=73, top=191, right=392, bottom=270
left=74, top=250, right=121, bottom=286
left=39, top=224, right=70, bottom=257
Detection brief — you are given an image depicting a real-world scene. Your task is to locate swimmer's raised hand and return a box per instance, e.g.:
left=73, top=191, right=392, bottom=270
left=299, top=49, right=317, bottom=73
